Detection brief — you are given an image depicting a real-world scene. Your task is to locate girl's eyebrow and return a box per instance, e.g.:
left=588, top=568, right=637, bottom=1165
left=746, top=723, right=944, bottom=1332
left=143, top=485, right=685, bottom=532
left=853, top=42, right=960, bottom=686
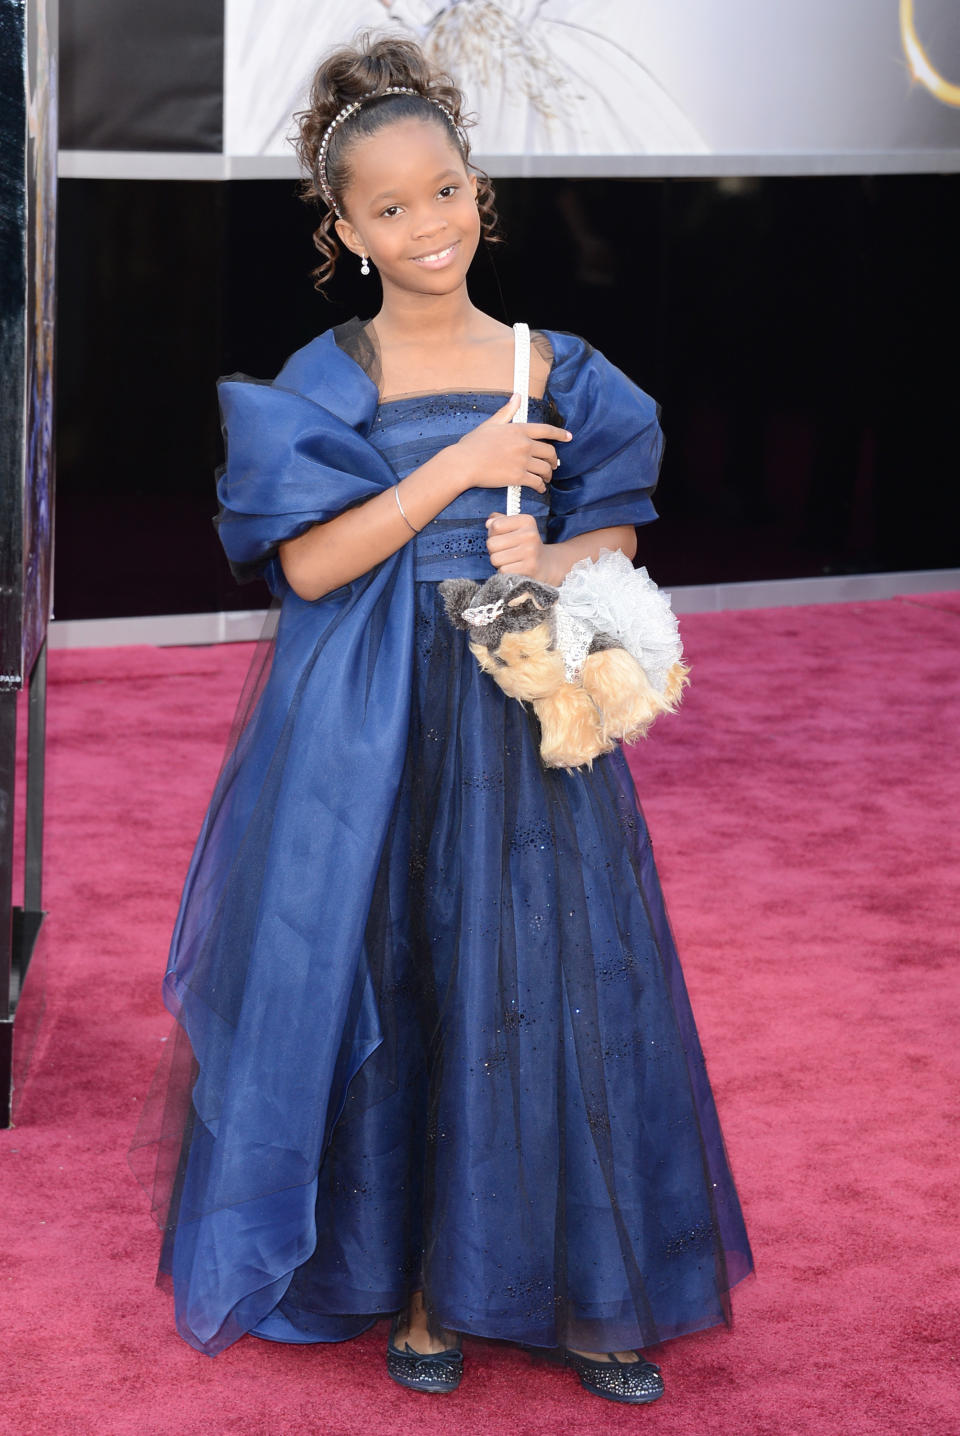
left=369, top=169, right=461, bottom=206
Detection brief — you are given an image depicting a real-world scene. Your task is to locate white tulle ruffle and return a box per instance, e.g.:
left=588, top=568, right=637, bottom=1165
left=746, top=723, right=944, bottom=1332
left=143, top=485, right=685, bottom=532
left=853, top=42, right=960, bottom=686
left=557, top=548, right=684, bottom=694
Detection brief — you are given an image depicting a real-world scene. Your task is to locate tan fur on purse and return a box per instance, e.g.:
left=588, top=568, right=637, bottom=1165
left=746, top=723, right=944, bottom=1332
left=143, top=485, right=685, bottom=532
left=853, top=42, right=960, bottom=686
left=440, top=574, right=689, bottom=772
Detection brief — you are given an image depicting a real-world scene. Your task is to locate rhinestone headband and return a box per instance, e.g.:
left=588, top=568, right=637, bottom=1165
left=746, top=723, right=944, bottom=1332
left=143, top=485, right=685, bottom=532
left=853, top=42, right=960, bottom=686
left=315, top=85, right=459, bottom=217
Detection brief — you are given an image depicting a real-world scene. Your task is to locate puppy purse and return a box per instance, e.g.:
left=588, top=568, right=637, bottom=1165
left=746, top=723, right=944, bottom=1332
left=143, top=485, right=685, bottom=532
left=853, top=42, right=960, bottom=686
left=439, top=324, right=688, bottom=772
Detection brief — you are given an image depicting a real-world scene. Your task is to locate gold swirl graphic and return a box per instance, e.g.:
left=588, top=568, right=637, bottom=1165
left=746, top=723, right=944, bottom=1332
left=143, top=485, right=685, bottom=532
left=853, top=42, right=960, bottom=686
left=900, top=0, right=960, bottom=106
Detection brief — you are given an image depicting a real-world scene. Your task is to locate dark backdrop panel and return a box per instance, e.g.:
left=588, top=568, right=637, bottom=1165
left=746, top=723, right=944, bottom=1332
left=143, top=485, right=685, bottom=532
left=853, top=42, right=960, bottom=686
left=54, top=173, right=960, bottom=621
left=55, top=181, right=228, bottom=617
left=58, top=0, right=223, bottom=151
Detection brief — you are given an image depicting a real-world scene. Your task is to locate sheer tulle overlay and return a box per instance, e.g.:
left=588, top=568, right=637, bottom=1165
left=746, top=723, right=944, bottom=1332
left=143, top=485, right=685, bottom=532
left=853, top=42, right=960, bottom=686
left=129, top=328, right=753, bottom=1358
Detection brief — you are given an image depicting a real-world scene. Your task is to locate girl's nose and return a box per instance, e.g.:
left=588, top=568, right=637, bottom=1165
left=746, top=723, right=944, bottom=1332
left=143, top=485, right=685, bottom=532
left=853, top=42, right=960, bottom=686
left=410, top=212, right=448, bottom=240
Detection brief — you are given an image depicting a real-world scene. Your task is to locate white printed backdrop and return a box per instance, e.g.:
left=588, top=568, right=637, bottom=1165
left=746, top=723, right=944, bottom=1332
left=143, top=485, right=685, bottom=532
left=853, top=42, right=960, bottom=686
left=224, top=0, right=960, bottom=160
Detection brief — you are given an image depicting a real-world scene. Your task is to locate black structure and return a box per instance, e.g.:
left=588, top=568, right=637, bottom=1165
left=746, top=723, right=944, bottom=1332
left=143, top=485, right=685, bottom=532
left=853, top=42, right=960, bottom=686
left=54, top=169, right=960, bottom=622
left=0, top=0, right=57, bottom=1127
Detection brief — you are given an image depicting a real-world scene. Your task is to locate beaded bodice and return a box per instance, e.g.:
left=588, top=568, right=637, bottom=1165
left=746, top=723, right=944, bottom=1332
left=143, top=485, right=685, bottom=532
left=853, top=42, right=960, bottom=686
left=369, top=391, right=552, bottom=581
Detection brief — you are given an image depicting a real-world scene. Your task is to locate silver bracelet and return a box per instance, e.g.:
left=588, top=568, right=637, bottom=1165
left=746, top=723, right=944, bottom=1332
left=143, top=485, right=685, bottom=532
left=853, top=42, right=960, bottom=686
left=394, top=483, right=420, bottom=534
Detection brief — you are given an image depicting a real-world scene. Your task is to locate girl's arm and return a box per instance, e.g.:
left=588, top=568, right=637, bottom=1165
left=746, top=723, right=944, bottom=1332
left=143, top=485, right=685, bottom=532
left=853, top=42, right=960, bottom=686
left=279, top=397, right=570, bottom=602
left=484, top=514, right=638, bottom=588
left=539, top=524, right=639, bottom=586
left=278, top=445, right=465, bottom=602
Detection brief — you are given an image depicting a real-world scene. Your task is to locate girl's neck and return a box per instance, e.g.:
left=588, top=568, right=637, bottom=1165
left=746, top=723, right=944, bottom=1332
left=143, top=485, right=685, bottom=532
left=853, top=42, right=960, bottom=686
left=372, top=282, right=489, bottom=349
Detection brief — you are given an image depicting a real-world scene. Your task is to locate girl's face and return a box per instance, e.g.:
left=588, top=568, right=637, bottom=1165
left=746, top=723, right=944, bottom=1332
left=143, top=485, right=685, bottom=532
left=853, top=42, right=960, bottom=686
left=334, top=117, right=480, bottom=296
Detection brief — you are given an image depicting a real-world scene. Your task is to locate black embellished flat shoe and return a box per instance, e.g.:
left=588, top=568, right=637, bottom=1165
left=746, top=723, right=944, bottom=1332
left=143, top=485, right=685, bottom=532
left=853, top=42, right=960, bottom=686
left=564, top=1349, right=664, bottom=1404
left=386, top=1314, right=464, bottom=1394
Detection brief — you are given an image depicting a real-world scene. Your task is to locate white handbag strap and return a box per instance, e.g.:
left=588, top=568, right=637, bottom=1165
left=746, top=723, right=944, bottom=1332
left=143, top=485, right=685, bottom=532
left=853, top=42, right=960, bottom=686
left=506, top=321, right=530, bottom=517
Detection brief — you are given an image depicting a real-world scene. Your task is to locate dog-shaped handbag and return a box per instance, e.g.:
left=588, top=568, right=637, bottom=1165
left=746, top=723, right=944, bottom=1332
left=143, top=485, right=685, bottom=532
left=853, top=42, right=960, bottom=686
left=439, top=548, right=689, bottom=772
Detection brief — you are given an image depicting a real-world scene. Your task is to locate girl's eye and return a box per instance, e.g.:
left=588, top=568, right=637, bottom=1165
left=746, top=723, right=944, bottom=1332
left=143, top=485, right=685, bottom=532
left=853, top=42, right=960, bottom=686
left=379, top=187, right=456, bottom=217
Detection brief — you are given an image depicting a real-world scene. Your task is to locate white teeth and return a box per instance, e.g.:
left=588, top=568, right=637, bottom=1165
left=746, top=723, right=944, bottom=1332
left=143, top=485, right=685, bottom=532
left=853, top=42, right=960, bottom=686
left=413, top=244, right=455, bottom=263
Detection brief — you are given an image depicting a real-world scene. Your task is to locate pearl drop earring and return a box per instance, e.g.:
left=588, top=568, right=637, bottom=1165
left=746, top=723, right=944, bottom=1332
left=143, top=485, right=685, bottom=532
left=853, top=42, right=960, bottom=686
left=360, top=254, right=370, bottom=276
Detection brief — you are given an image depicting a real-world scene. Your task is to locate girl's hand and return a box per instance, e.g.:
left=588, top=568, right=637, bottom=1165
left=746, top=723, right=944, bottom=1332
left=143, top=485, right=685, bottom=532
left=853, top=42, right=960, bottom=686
left=455, top=394, right=572, bottom=493
left=485, top=513, right=560, bottom=583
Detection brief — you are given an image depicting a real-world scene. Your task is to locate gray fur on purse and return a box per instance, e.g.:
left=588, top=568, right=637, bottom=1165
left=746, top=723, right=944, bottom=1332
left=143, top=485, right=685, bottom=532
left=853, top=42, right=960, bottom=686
left=439, top=554, right=688, bottom=772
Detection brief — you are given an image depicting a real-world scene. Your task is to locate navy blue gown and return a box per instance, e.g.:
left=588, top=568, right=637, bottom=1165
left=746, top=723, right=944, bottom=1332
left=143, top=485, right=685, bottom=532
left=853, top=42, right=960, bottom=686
left=131, top=320, right=753, bottom=1358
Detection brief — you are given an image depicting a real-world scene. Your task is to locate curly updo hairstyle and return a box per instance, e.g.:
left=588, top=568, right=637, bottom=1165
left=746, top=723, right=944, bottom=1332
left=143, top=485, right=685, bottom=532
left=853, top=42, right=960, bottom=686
left=294, top=31, right=502, bottom=294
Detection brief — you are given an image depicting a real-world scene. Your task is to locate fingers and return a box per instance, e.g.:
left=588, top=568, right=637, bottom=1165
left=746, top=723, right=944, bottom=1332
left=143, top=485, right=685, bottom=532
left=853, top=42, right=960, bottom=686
left=489, top=543, right=542, bottom=573
left=529, top=464, right=553, bottom=489
left=489, top=393, right=523, bottom=424
left=461, top=409, right=567, bottom=491
left=484, top=404, right=570, bottom=441
left=486, top=517, right=541, bottom=555
left=519, top=422, right=572, bottom=443
left=486, top=512, right=538, bottom=534
left=485, top=513, right=544, bottom=573
left=529, top=441, right=559, bottom=472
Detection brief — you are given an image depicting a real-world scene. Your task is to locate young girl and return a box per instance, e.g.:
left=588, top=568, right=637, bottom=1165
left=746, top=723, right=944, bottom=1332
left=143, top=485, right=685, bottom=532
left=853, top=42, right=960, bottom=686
left=134, top=31, right=753, bottom=1405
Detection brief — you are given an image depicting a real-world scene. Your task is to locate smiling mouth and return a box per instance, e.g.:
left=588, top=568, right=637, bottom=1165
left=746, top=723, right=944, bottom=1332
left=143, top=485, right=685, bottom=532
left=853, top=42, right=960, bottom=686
left=411, top=242, right=458, bottom=266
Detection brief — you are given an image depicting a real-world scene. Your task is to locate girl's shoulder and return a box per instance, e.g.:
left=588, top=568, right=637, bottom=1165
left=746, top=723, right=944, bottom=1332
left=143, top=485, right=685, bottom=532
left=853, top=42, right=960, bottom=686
left=531, top=327, right=623, bottom=403
left=529, top=327, right=555, bottom=393
left=270, top=322, right=380, bottom=424
left=531, top=326, right=597, bottom=377
left=268, top=320, right=601, bottom=416
left=531, top=328, right=661, bottom=441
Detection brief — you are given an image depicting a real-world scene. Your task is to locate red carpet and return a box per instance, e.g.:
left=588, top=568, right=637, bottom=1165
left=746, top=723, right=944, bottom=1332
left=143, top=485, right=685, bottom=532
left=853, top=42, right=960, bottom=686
left=3, top=593, right=959, bottom=1435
